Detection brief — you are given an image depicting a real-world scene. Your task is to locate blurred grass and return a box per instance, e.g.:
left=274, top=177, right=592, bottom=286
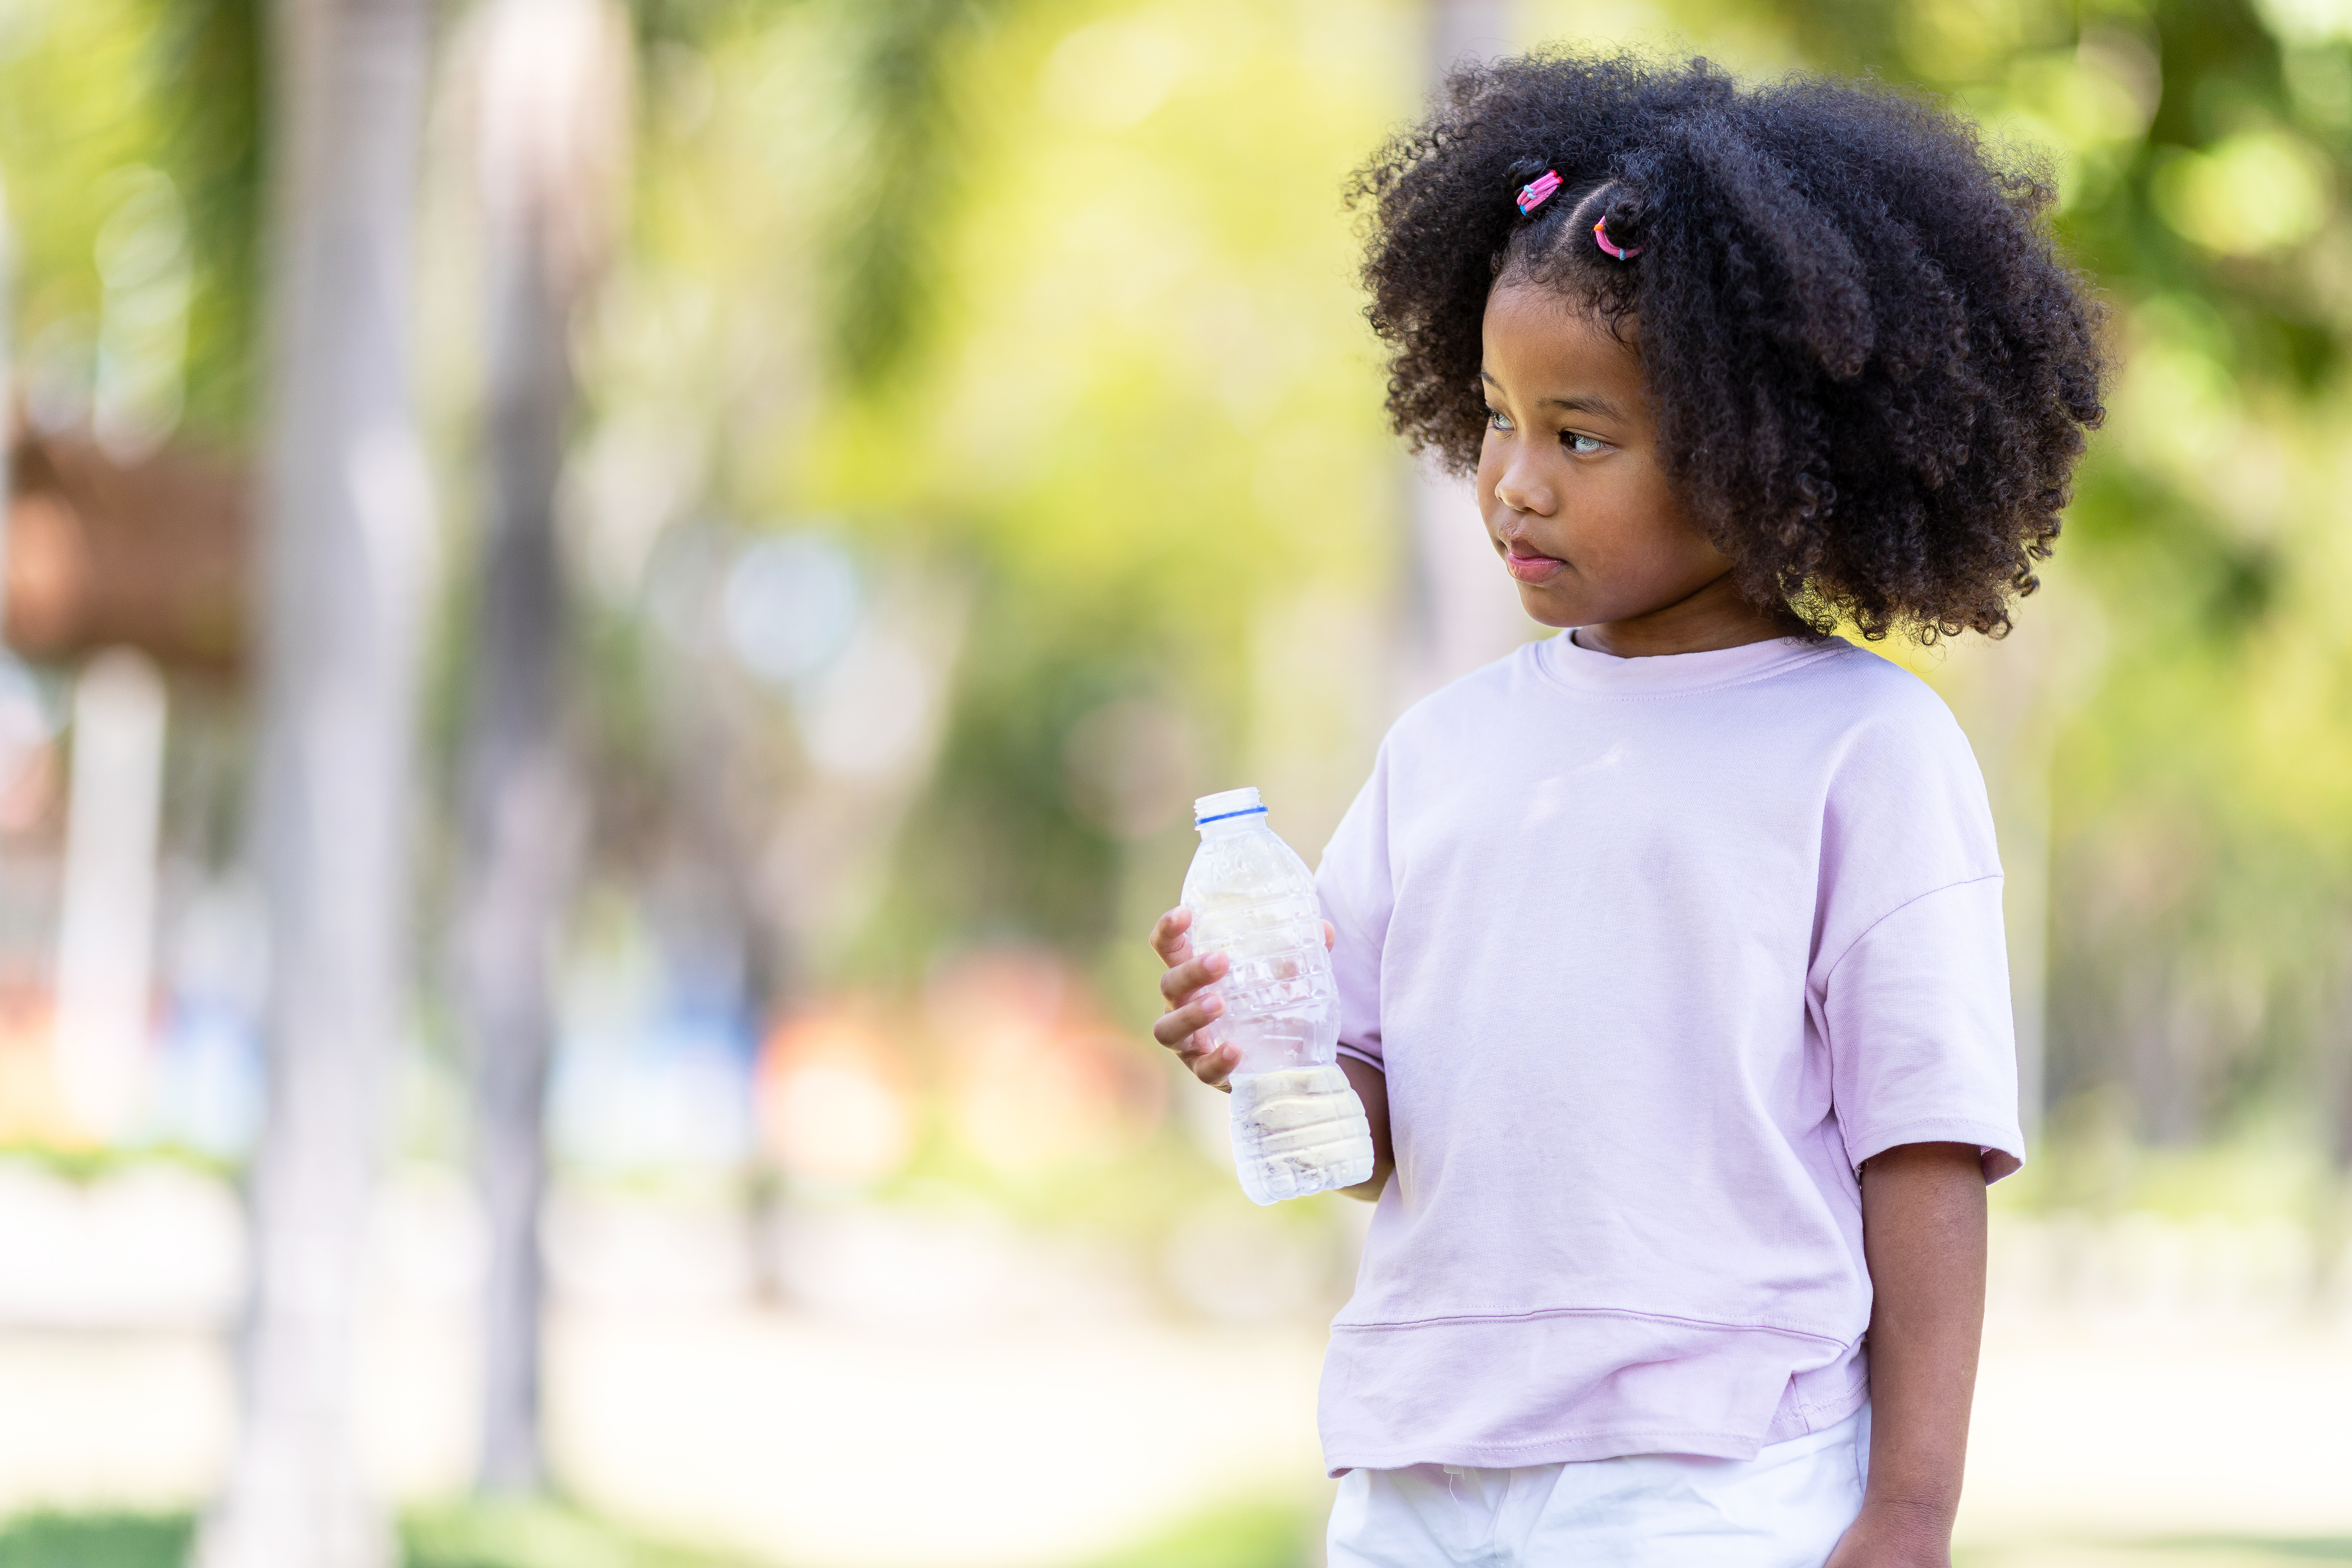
left=4, top=1507, right=2345, bottom=1568
left=401, top=1498, right=758, bottom=1568
left=1962, top=1544, right=2352, bottom=1567
left=0, top=1504, right=755, bottom=1568
left=1078, top=1498, right=1318, bottom=1568
left=0, top=1498, right=1323, bottom=1568
left=0, top=1510, right=190, bottom=1567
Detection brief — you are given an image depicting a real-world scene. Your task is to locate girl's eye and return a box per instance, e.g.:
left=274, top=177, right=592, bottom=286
left=1485, top=407, right=1514, bottom=433
left=1563, top=431, right=1607, bottom=456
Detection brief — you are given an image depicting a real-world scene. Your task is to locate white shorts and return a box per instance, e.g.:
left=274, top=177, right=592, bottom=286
left=1326, top=1406, right=1870, bottom=1568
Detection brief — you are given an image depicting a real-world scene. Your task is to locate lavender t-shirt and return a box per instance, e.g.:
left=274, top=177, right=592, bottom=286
left=1314, top=631, right=2023, bottom=1474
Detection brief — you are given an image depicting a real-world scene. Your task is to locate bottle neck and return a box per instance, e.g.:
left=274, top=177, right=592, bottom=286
left=1196, top=810, right=1266, bottom=840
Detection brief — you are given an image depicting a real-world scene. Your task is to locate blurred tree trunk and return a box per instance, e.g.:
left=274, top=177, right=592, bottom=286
left=458, top=0, right=627, bottom=1494
left=193, top=1, right=435, bottom=1565
left=461, top=162, right=573, bottom=1504
left=1395, top=0, right=1525, bottom=711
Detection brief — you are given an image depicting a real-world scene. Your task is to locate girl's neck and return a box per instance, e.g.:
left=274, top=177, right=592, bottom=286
left=1573, top=569, right=1792, bottom=658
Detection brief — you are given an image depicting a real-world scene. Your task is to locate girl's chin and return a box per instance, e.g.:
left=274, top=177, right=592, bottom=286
left=1515, top=585, right=1586, bottom=629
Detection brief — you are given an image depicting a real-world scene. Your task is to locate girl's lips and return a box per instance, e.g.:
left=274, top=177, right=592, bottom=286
left=1504, top=545, right=1565, bottom=583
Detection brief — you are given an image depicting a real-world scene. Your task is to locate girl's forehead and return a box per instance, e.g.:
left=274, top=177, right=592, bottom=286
left=1482, top=284, right=1641, bottom=383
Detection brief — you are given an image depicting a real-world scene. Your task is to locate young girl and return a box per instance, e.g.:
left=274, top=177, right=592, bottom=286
left=1150, top=53, right=2104, bottom=1568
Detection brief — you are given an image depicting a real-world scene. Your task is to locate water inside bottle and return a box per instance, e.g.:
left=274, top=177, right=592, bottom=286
left=1182, top=789, right=1337, bottom=1074
left=1182, top=787, right=1372, bottom=1203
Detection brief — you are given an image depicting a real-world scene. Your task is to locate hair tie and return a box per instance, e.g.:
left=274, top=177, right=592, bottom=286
left=1515, top=170, right=1563, bottom=215
left=1593, top=213, right=1643, bottom=260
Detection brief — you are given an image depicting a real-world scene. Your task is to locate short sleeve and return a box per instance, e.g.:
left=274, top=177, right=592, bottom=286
left=1317, top=742, right=1395, bottom=1072
left=1821, top=875, right=2025, bottom=1182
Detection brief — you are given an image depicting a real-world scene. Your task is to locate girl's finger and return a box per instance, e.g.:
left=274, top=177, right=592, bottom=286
left=1323, top=919, right=1336, bottom=951
left=1149, top=907, right=1195, bottom=966
left=1158, top=949, right=1227, bottom=1005
left=1152, top=992, right=1224, bottom=1048
left=1181, top=1041, right=1237, bottom=1090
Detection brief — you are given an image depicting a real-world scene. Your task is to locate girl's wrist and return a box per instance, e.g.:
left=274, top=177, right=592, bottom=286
left=1855, top=1491, right=1957, bottom=1542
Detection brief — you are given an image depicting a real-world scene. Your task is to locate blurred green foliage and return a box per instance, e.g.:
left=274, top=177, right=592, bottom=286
left=794, top=0, right=1418, bottom=978
left=6, top=0, right=2352, bottom=1174
left=1732, top=0, right=2352, bottom=1156
left=0, top=0, right=260, bottom=441
left=716, top=0, right=2352, bottom=1171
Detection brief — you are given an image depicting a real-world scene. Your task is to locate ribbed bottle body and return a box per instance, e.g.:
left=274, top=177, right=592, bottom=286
left=1182, top=790, right=1371, bottom=1204
left=1179, top=825, right=1338, bottom=1074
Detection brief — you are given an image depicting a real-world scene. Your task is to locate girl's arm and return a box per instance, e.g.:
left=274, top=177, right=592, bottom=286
left=1827, top=1141, right=1989, bottom=1568
left=1337, top=1054, right=1393, bottom=1201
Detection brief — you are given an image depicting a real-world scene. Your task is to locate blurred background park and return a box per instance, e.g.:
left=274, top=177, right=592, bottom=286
left=0, top=0, right=2348, bottom=1564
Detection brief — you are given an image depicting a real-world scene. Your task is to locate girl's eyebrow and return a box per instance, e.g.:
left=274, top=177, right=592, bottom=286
left=1479, top=369, right=1625, bottom=420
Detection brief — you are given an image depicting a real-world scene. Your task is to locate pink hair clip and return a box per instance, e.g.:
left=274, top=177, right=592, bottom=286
left=1515, top=170, right=1563, bottom=215
left=1593, top=213, right=1643, bottom=260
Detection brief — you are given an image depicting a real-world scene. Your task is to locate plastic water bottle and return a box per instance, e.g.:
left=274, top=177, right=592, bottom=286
left=1181, top=786, right=1374, bottom=1205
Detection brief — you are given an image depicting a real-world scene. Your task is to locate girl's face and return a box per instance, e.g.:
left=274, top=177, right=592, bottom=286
left=1477, top=282, right=1780, bottom=655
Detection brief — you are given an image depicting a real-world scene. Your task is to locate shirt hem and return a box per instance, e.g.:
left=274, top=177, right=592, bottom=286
left=1844, top=1116, right=2027, bottom=1182
left=1329, top=1301, right=1851, bottom=1345
left=1780, top=1367, right=1873, bottom=1434
left=1322, top=1382, right=1871, bottom=1476
left=1335, top=1043, right=1384, bottom=1071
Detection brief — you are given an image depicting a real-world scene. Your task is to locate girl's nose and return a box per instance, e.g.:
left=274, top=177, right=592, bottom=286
left=1494, top=460, right=1552, bottom=517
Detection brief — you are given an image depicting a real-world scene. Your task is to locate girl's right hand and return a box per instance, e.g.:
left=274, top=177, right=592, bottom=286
left=1150, top=906, right=1237, bottom=1090
left=1148, top=906, right=1334, bottom=1092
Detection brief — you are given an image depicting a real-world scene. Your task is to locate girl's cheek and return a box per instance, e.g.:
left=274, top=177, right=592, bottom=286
left=1474, top=455, right=1507, bottom=507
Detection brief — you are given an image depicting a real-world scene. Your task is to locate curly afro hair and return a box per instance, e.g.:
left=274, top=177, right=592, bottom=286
left=1348, top=52, right=2107, bottom=640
